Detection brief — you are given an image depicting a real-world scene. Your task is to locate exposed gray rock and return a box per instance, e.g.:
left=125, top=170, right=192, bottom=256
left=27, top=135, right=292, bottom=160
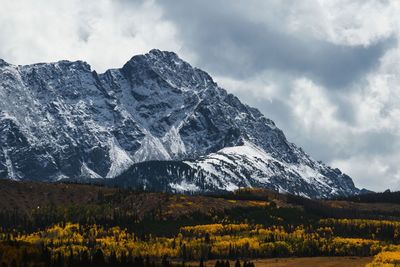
left=0, top=49, right=359, bottom=198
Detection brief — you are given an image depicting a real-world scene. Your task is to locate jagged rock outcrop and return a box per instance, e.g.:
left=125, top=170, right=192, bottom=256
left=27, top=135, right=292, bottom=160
left=0, top=49, right=359, bottom=198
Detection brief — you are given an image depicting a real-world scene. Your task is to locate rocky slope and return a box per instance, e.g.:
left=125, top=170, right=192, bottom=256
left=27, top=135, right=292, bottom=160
left=0, top=50, right=359, bottom=198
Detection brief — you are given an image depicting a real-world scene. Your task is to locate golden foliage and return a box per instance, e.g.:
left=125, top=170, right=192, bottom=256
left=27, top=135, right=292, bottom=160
left=1, top=220, right=390, bottom=262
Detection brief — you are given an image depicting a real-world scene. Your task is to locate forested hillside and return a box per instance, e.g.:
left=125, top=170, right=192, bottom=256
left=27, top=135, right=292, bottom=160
left=0, top=180, right=399, bottom=266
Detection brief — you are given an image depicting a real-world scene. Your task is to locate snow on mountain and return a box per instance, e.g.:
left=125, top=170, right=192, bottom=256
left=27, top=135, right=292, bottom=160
left=106, top=138, right=134, bottom=178
left=0, top=49, right=359, bottom=198
left=181, top=141, right=354, bottom=198
left=80, top=162, right=102, bottom=179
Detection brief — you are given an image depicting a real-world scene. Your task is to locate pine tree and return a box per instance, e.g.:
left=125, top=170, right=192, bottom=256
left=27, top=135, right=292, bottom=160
left=80, top=250, right=90, bottom=267
left=120, top=252, right=127, bottom=267
left=181, top=243, right=187, bottom=260
left=41, top=245, right=51, bottom=267
left=67, top=248, right=74, bottom=267
left=161, top=256, right=170, bottom=267
left=93, top=249, right=106, bottom=267
left=53, top=252, right=64, bottom=267
left=145, top=255, right=151, bottom=267
left=108, top=251, right=118, bottom=267
left=205, top=233, right=210, bottom=243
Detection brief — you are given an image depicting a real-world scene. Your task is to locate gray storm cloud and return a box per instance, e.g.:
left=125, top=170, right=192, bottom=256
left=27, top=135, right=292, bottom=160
left=157, top=0, right=394, bottom=88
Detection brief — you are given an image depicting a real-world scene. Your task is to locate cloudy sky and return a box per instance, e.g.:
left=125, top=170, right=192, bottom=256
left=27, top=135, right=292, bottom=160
left=1, top=0, right=399, bottom=191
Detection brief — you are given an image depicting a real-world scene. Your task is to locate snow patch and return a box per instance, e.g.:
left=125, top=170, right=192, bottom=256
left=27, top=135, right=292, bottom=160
left=3, top=149, right=18, bottom=181
left=162, top=126, right=186, bottom=156
left=80, top=162, right=102, bottom=179
left=54, top=173, right=69, bottom=181
left=106, top=138, right=134, bottom=178
left=184, top=141, right=340, bottom=197
left=133, top=132, right=171, bottom=162
left=169, top=180, right=200, bottom=192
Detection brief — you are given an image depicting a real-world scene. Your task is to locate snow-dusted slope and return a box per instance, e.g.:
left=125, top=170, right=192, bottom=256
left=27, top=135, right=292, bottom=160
left=0, top=50, right=359, bottom=198
left=113, top=141, right=356, bottom=198
left=184, top=141, right=355, bottom=198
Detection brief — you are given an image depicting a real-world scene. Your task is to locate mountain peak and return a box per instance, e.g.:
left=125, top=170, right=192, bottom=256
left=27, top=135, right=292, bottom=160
left=147, top=49, right=179, bottom=59
left=124, top=49, right=181, bottom=67
left=122, top=49, right=216, bottom=91
left=55, top=60, right=91, bottom=72
left=0, top=50, right=360, bottom=198
left=0, top=59, right=9, bottom=67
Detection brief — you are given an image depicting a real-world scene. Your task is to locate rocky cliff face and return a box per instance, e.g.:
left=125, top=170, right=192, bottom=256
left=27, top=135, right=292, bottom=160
left=0, top=50, right=359, bottom=198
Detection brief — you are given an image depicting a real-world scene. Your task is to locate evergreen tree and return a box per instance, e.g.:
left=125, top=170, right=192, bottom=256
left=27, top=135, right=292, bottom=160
left=67, top=248, right=74, bottom=267
left=181, top=243, right=187, bottom=260
left=41, top=245, right=51, bottom=267
left=108, top=251, right=118, bottom=267
left=161, top=256, right=169, bottom=267
left=53, top=252, right=64, bottom=267
left=134, top=256, right=145, bottom=267
left=145, top=255, right=151, bottom=267
left=80, top=250, right=90, bottom=267
left=21, top=248, right=29, bottom=267
left=93, top=249, right=106, bottom=267
left=205, top=233, right=210, bottom=243
left=120, top=253, right=127, bottom=267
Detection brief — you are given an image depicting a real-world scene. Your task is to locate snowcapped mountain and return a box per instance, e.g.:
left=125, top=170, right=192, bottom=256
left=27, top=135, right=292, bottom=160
left=0, top=50, right=359, bottom=198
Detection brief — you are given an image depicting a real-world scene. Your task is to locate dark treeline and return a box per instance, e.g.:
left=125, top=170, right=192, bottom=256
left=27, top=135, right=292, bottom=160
left=213, top=260, right=254, bottom=267
left=0, top=246, right=184, bottom=267
left=0, top=240, right=256, bottom=267
left=285, top=194, right=400, bottom=221
left=2, top=185, right=400, bottom=239
left=335, top=190, right=400, bottom=204
left=0, top=202, right=211, bottom=238
left=0, top=203, right=313, bottom=240
left=319, top=218, right=400, bottom=243
left=0, top=186, right=313, bottom=237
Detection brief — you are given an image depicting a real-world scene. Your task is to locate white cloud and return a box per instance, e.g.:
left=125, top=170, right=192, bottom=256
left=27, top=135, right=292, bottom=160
left=285, top=0, right=399, bottom=46
left=318, top=0, right=399, bottom=46
left=215, top=73, right=282, bottom=103
left=223, top=0, right=399, bottom=46
left=353, top=47, right=400, bottom=133
left=290, top=78, right=342, bottom=135
left=0, top=0, right=182, bottom=72
left=332, top=155, right=400, bottom=191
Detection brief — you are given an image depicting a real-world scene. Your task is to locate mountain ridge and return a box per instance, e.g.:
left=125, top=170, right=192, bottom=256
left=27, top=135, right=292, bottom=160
left=0, top=49, right=359, bottom=198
